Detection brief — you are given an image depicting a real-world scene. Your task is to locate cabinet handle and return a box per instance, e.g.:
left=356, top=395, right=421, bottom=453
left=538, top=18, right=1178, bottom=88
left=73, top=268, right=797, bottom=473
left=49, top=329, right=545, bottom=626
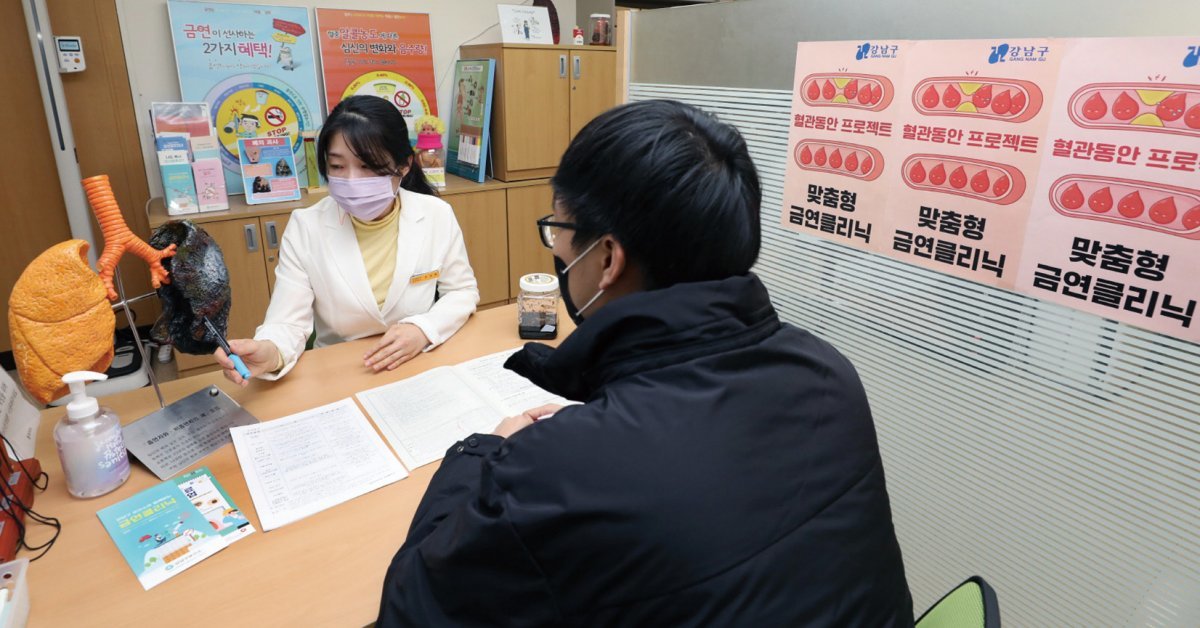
left=265, top=220, right=280, bottom=249
left=573, top=55, right=581, bottom=80
left=244, top=223, right=259, bottom=252
left=559, top=54, right=567, bottom=79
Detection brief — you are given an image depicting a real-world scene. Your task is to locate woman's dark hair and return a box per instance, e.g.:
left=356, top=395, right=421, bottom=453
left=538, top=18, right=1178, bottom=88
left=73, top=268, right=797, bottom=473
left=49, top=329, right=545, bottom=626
left=551, top=99, right=761, bottom=289
left=317, top=95, right=436, bottom=196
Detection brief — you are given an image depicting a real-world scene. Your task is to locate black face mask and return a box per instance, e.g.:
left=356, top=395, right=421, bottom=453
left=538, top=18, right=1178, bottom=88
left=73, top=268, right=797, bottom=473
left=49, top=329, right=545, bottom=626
left=554, top=238, right=605, bottom=325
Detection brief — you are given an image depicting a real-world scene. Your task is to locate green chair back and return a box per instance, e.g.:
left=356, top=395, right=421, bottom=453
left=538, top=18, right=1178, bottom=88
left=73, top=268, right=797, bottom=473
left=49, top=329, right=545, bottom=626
left=915, top=576, right=1001, bottom=628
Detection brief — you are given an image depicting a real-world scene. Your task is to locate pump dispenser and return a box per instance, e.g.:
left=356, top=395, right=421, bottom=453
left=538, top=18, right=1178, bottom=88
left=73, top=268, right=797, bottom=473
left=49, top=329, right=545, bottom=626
left=54, top=371, right=130, bottom=498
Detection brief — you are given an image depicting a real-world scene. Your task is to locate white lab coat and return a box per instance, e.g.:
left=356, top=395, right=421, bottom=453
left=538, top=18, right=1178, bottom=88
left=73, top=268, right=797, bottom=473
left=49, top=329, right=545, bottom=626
left=253, top=188, right=479, bottom=379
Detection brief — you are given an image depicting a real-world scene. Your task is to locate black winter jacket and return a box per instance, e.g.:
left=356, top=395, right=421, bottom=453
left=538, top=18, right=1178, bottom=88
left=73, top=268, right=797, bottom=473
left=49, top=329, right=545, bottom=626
left=378, top=274, right=912, bottom=626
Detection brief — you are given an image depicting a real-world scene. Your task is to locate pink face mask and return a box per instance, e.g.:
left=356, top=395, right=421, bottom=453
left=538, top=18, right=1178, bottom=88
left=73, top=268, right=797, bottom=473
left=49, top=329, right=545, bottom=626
left=327, top=174, right=397, bottom=221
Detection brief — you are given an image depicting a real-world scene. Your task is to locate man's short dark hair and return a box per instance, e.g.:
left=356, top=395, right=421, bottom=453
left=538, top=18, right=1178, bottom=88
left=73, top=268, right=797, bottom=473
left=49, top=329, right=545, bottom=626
left=552, top=99, right=761, bottom=289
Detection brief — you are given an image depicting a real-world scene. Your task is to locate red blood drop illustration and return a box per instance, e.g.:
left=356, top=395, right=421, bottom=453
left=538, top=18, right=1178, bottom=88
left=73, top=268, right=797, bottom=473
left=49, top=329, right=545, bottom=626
left=921, top=85, right=940, bottom=109
left=1156, top=92, right=1187, bottom=122
left=869, top=85, right=883, bottom=105
left=909, top=161, right=926, bottom=183
left=1112, top=92, right=1139, bottom=121
left=798, top=145, right=813, bottom=165
left=949, top=166, right=968, bottom=189
left=1149, top=197, right=1178, bottom=225
left=1081, top=92, right=1108, bottom=120
left=844, top=79, right=859, bottom=100
left=1009, top=90, right=1027, bottom=116
left=993, top=176, right=1011, bottom=198
left=1118, top=190, right=1144, bottom=218
left=1060, top=183, right=1085, bottom=209
left=970, top=169, right=990, bottom=193
left=942, top=85, right=961, bottom=108
left=845, top=151, right=859, bottom=172
left=1088, top=187, right=1113, bottom=213
left=857, top=83, right=873, bottom=105
left=972, top=84, right=993, bottom=108
left=1185, top=103, right=1200, bottom=129
left=829, top=148, right=843, bottom=169
left=814, top=146, right=827, bottom=166
left=991, top=90, right=1012, bottom=115
left=1183, top=204, right=1200, bottom=230
left=929, top=163, right=947, bottom=186
left=860, top=155, right=874, bottom=174
left=822, top=80, right=836, bottom=100
left=806, top=80, right=821, bottom=101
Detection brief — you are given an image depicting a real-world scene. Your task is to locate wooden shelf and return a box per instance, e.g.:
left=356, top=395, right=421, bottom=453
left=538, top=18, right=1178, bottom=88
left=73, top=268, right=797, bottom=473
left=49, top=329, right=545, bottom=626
left=147, top=174, right=550, bottom=228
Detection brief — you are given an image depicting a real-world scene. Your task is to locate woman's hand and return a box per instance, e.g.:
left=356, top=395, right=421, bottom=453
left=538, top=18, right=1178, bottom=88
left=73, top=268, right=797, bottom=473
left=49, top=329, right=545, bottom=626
left=215, top=339, right=282, bottom=387
left=492, top=404, right=563, bottom=439
left=364, top=323, right=430, bottom=372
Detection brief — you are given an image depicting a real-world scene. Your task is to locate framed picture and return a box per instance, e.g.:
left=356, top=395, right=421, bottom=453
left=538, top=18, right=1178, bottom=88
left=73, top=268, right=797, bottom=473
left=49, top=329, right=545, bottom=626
left=496, top=5, right=553, bottom=45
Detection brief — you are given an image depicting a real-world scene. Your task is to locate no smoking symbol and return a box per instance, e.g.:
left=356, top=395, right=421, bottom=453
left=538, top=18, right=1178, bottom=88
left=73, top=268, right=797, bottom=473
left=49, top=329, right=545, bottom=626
left=265, top=106, right=287, bottom=127
left=394, top=91, right=411, bottom=108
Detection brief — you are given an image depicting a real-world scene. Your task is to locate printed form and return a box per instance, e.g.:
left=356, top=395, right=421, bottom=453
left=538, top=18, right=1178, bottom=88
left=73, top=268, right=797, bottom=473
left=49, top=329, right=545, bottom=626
left=230, top=398, right=407, bottom=531
left=356, top=349, right=570, bottom=470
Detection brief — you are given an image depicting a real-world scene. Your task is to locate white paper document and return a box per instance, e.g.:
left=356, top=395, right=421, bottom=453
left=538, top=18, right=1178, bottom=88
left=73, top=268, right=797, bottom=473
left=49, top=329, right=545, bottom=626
left=356, top=349, right=571, bottom=470
left=0, top=369, right=40, bottom=460
left=229, top=398, right=408, bottom=531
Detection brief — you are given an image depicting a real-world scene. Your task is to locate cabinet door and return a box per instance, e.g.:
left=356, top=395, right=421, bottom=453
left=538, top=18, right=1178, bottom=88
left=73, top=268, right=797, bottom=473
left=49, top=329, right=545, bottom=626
left=174, top=219, right=272, bottom=372
left=570, top=50, right=617, bottom=138
left=449, top=190, right=509, bottom=306
left=506, top=185, right=556, bottom=300
left=261, top=211, right=293, bottom=295
left=502, top=48, right=571, bottom=171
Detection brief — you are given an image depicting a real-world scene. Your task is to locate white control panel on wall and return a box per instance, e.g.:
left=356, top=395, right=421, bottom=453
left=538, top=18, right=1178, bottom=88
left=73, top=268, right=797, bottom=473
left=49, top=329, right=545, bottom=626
left=54, top=36, right=85, bottom=73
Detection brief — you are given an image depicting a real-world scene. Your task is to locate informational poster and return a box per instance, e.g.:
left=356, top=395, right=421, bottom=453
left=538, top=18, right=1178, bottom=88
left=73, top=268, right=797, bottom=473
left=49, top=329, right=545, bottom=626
left=447, top=59, right=496, bottom=183
left=882, top=39, right=1063, bottom=290
left=782, top=40, right=909, bottom=254
left=783, top=36, right=1199, bottom=343
left=1016, top=38, right=1199, bottom=342
left=168, top=1, right=323, bottom=193
left=239, top=137, right=301, bottom=204
left=315, top=9, right=437, bottom=136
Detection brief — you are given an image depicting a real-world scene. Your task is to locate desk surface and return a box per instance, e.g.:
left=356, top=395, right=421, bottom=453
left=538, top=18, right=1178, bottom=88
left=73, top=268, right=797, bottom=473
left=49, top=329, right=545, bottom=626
left=27, top=304, right=568, bottom=627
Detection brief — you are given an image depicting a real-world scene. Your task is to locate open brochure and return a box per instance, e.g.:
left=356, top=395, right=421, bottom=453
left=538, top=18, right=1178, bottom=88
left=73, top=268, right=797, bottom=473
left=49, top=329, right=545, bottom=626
left=356, top=348, right=571, bottom=470
left=97, top=467, right=254, bottom=590
left=230, top=399, right=408, bottom=531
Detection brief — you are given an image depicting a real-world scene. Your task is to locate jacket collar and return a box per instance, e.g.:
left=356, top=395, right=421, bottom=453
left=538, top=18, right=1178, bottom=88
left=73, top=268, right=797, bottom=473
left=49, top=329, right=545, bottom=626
left=321, top=188, right=427, bottom=319
left=505, top=274, right=781, bottom=401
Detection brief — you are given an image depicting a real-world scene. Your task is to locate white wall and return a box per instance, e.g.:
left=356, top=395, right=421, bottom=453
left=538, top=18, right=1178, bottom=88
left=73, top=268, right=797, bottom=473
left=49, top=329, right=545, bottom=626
left=116, top=0, right=575, bottom=197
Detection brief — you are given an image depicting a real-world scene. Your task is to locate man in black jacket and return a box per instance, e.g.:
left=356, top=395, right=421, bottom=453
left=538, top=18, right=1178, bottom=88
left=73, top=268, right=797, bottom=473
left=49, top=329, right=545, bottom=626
left=378, top=100, right=912, bottom=626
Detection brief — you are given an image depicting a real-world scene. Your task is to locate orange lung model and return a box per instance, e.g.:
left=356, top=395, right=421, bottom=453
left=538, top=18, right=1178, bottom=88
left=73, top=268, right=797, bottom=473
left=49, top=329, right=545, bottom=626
left=1068, top=83, right=1200, bottom=137
left=8, top=240, right=116, bottom=404
left=1049, top=175, right=1200, bottom=239
left=912, top=77, right=1043, bottom=123
left=800, top=73, right=894, bottom=111
left=901, top=154, right=1027, bottom=205
left=82, top=175, right=176, bottom=301
left=794, top=140, right=884, bottom=181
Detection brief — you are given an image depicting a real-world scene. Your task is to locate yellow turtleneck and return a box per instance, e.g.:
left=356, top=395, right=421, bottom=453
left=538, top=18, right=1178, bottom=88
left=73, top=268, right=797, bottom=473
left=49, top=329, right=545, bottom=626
left=350, top=197, right=401, bottom=310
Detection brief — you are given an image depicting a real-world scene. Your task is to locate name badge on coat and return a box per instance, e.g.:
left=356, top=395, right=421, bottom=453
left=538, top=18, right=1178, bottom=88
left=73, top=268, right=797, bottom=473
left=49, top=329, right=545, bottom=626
left=410, top=269, right=440, bottom=285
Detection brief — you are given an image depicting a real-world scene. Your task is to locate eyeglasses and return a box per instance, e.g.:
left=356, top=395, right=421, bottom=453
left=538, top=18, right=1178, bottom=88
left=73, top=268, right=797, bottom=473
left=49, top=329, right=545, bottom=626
left=536, top=214, right=578, bottom=249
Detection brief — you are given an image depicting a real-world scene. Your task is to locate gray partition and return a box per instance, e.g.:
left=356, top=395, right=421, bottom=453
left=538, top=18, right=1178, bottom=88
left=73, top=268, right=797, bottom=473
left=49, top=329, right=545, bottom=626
left=630, top=3, right=1200, bottom=626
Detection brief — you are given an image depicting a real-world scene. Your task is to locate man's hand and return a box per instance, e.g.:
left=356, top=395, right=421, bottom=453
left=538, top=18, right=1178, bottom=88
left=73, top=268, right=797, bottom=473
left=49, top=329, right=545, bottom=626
left=364, top=323, right=431, bottom=372
left=215, top=339, right=281, bottom=387
left=492, top=404, right=564, bottom=439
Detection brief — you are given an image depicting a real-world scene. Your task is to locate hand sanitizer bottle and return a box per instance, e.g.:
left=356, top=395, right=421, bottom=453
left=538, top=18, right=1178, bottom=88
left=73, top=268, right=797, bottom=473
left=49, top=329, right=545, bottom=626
left=54, top=371, right=130, bottom=498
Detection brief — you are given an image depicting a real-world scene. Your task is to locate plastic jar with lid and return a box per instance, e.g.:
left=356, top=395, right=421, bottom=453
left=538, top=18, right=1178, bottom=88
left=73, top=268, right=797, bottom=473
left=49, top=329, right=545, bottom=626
left=517, top=273, right=559, bottom=340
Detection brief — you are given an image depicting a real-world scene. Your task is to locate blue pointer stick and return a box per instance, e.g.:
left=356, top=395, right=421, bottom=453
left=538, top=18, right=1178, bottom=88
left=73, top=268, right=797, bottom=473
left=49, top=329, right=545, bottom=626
left=203, top=316, right=252, bottom=380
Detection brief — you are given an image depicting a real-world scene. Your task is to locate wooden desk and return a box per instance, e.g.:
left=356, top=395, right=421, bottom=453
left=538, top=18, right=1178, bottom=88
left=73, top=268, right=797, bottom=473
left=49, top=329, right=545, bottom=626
left=26, top=304, right=569, bottom=626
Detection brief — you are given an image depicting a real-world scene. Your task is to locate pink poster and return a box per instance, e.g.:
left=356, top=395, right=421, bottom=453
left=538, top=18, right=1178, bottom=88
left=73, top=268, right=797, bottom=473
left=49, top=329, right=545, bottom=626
left=1016, top=37, right=1199, bottom=342
left=879, top=39, right=1063, bottom=290
left=781, top=41, right=910, bottom=253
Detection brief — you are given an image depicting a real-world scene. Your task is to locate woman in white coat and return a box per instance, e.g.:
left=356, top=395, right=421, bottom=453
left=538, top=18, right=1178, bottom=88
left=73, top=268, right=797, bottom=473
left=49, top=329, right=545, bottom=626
left=215, top=96, right=479, bottom=384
